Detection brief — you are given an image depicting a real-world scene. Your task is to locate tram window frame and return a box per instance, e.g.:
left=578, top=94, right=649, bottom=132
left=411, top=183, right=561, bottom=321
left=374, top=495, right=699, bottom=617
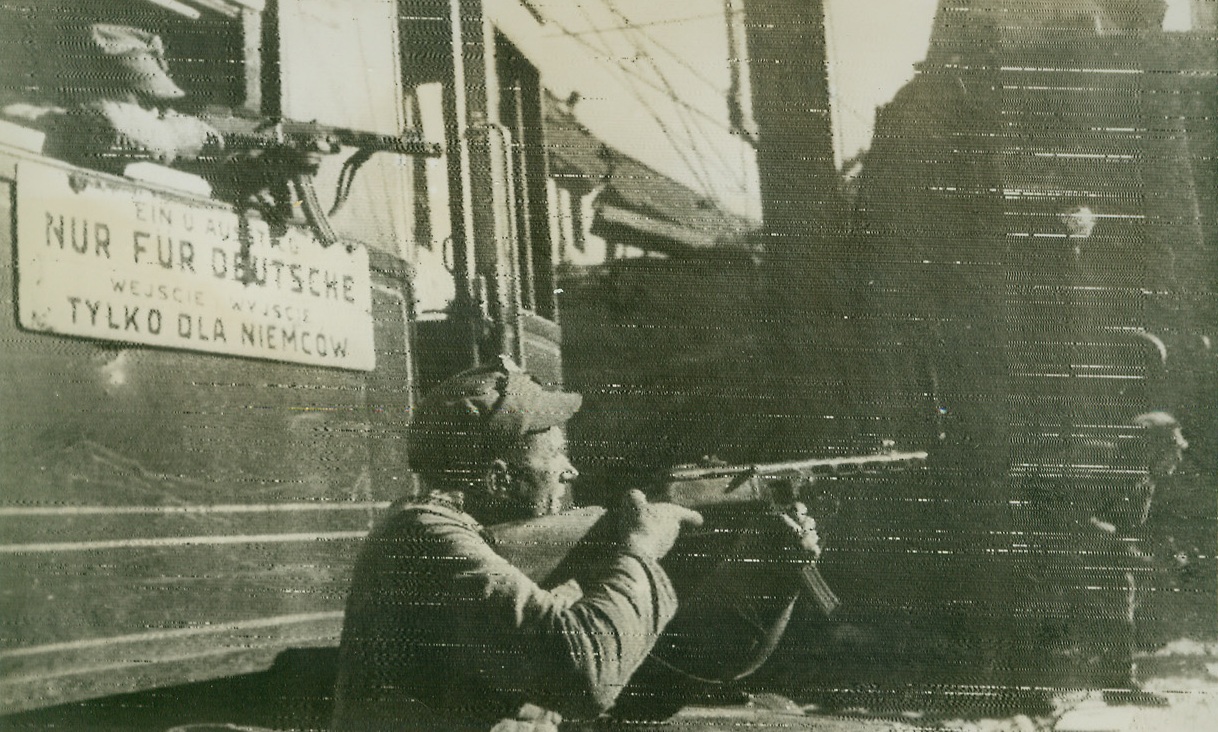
left=1, top=1, right=259, bottom=115
left=495, top=31, right=556, bottom=321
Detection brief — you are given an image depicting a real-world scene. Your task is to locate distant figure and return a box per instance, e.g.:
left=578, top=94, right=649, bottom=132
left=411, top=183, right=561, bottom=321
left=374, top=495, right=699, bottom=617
left=1087, top=411, right=1192, bottom=702
left=1025, top=412, right=1194, bottom=703
left=40, top=24, right=223, bottom=175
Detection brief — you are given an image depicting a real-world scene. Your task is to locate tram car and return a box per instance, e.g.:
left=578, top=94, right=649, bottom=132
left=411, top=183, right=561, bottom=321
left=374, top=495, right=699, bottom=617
left=0, top=0, right=572, bottom=713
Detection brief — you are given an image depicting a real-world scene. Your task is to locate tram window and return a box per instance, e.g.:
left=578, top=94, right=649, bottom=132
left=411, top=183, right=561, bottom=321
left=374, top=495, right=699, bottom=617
left=275, top=0, right=403, bottom=134
left=496, top=32, right=556, bottom=320
left=0, top=1, right=253, bottom=114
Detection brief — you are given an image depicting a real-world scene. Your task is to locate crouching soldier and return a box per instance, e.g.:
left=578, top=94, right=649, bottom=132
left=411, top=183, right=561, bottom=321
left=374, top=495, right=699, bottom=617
left=331, top=358, right=707, bottom=731
left=333, top=355, right=828, bottom=725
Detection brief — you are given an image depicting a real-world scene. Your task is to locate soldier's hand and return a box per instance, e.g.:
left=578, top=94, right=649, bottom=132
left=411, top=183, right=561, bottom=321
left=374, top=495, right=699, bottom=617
left=619, top=489, right=703, bottom=560
left=294, top=133, right=336, bottom=170
left=779, top=502, right=822, bottom=560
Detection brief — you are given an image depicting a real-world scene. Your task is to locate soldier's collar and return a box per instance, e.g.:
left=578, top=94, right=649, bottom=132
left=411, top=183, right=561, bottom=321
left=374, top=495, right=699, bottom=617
left=423, top=488, right=468, bottom=514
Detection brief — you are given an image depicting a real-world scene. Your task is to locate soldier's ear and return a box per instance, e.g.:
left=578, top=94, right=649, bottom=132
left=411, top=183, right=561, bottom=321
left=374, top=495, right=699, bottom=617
left=487, top=459, right=512, bottom=497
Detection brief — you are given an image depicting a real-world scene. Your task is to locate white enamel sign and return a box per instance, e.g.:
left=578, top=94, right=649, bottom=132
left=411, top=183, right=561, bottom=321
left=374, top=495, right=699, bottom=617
left=16, top=162, right=376, bottom=371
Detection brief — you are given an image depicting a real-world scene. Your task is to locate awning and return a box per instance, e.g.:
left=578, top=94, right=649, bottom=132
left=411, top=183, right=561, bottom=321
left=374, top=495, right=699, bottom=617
left=545, top=95, right=758, bottom=256
left=593, top=203, right=713, bottom=252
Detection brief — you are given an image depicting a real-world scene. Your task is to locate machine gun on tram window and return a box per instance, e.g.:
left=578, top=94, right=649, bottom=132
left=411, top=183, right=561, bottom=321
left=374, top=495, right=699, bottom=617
left=201, top=112, right=443, bottom=247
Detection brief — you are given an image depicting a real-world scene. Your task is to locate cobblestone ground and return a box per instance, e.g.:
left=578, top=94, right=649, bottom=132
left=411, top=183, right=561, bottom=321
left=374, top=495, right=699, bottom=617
left=3, top=642, right=1214, bottom=731
left=638, top=640, right=1218, bottom=732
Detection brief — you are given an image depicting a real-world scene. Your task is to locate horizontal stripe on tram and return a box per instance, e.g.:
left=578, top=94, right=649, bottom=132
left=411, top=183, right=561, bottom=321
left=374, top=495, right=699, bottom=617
left=0, top=611, right=344, bottom=659
left=2, top=638, right=334, bottom=687
left=0, top=530, right=369, bottom=554
left=0, top=502, right=391, bottom=517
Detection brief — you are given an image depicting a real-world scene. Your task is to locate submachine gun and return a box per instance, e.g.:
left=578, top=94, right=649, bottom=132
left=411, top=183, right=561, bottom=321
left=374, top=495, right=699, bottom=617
left=659, top=447, right=930, bottom=612
left=203, top=113, right=443, bottom=247
left=489, top=447, right=929, bottom=683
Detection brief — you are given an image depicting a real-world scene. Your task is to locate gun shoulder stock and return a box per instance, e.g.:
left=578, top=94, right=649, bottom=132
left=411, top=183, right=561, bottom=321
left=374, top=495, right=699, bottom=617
left=486, top=506, right=608, bottom=584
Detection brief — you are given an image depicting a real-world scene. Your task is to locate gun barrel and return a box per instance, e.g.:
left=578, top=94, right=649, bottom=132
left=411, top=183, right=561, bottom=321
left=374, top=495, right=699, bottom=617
left=291, top=125, right=443, bottom=158
left=340, top=132, right=443, bottom=158
left=212, top=117, right=443, bottom=158
left=666, top=450, right=929, bottom=482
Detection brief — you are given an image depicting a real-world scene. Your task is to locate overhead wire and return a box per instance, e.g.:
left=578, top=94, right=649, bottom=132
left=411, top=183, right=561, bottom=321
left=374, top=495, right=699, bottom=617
left=595, top=0, right=750, bottom=195
left=595, top=4, right=731, bottom=97
left=567, top=1, right=720, bottom=198
left=562, top=10, right=736, bottom=36
left=535, top=9, right=741, bottom=139
left=586, top=0, right=719, bottom=191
